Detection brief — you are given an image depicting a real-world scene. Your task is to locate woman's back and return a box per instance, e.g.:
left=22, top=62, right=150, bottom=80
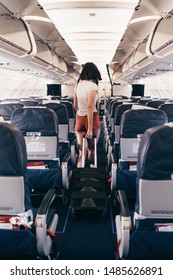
left=76, top=80, right=98, bottom=116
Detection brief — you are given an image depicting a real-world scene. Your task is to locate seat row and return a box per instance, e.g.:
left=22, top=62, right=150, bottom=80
left=104, top=96, right=173, bottom=259
left=0, top=97, right=78, bottom=259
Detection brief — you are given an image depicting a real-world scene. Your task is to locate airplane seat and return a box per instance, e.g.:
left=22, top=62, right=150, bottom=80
left=113, top=103, right=133, bottom=163
left=43, top=102, right=70, bottom=161
left=107, top=99, right=117, bottom=133
left=105, top=101, right=134, bottom=172
left=29, top=97, right=48, bottom=105
left=118, top=107, right=168, bottom=170
left=109, top=101, right=123, bottom=143
left=146, top=100, right=165, bottom=108
left=104, top=97, right=115, bottom=129
left=0, top=122, right=58, bottom=259
left=51, top=96, right=61, bottom=100
left=110, top=107, right=168, bottom=203
left=130, top=96, right=141, bottom=102
left=20, top=100, right=39, bottom=106
left=43, top=102, right=75, bottom=191
left=116, top=123, right=173, bottom=260
left=158, top=103, right=173, bottom=122
left=0, top=102, right=24, bottom=122
left=10, top=107, right=63, bottom=194
left=137, top=98, right=152, bottom=105
left=104, top=100, right=122, bottom=152
left=105, top=103, right=134, bottom=190
left=44, top=101, right=77, bottom=169
left=107, top=98, right=127, bottom=132
left=60, top=100, right=76, bottom=143
left=105, top=98, right=116, bottom=127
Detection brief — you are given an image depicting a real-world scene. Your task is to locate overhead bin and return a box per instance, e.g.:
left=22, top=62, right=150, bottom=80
left=51, top=50, right=60, bottom=69
left=23, top=15, right=79, bottom=75
left=31, top=39, right=53, bottom=69
left=0, top=1, right=80, bottom=84
left=149, top=17, right=173, bottom=62
left=110, top=0, right=173, bottom=82
left=120, top=41, right=152, bottom=79
left=1, top=0, right=49, bottom=18
left=0, top=15, right=35, bottom=57
left=122, top=58, right=131, bottom=74
left=133, top=40, right=153, bottom=70
left=58, top=58, right=68, bottom=73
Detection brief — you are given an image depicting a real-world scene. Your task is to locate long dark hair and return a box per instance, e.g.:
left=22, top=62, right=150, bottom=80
left=78, top=62, right=102, bottom=85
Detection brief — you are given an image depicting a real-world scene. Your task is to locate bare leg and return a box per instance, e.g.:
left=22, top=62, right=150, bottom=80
left=75, top=131, right=87, bottom=167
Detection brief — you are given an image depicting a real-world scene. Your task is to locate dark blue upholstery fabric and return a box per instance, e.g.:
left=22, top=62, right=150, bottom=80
left=44, top=103, right=68, bottom=124
left=11, top=107, right=58, bottom=136
left=115, top=170, right=137, bottom=191
left=61, top=101, right=75, bottom=119
left=137, top=125, right=173, bottom=180
left=135, top=124, right=173, bottom=213
left=128, top=230, right=173, bottom=260
left=0, top=229, right=37, bottom=259
left=114, top=104, right=132, bottom=125
left=0, top=123, right=27, bottom=176
left=26, top=167, right=62, bottom=191
left=10, top=107, right=62, bottom=191
left=110, top=101, right=123, bottom=118
left=159, top=103, right=173, bottom=122
left=121, top=109, right=167, bottom=138
left=0, top=123, right=32, bottom=210
left=146, top=100, right=165, bottom=108
left=0, top=103, right=23, bottom=121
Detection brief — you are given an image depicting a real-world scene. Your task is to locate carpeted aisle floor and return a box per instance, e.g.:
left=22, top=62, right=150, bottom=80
left=56, top=122, right=117, bottom=260
left=57, top=199, right=116, bottom=260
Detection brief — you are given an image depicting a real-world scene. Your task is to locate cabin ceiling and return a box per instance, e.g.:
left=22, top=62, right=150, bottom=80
left=1, top=0, right=173, bottom=85
left=110, top=0, right=173, bottom=83
left=37, top=0, right=139, bottom=80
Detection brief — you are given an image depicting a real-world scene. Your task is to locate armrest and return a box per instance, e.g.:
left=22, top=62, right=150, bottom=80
left=110, top=153, right=118, bottom=191
left=36, top=188, right=56, bottom=216
left=61, top=151, right=71, bottom=164
left=35, top=188, right=58, bottom=258
left=115, top=190, right=131, bottom=259
left=117, top=189, right=130, bottom=218
left=61, top=151, right=72, bottom=190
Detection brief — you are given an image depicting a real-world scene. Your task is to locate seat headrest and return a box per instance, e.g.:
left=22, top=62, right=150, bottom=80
left=159, top=103, right=173, bottom=122
left=60, top=101, right=75, bottom=118
left=44, top=103, right=68, bottom=124
left=0, top=103, right=23, bottom=121
left=137, top=124, right=173, bottom=180
left=110, top=101, right=123, bottom=117
left=21, top=100, right=39, bottom=106
left=10, top=107, right=58, bottom=136
left=121, top=109, right=167, bottom=138
left=0, top=122, right=27, bottom=176
left=114, top=104, right=132, bottom=125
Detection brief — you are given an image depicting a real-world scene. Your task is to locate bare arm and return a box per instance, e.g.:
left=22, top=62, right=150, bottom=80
left=85, top=90, right=96, bottom=139
left=73, top=88, right=78, bottom=112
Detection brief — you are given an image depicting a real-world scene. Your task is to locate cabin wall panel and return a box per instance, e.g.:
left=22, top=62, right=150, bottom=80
left=0, top=69, right=47, bottom=99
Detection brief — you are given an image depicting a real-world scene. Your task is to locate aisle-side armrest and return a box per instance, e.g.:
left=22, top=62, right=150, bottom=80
left=35, top=188, right=58, bottom=258
left=115, top=190, right=131, bottom=259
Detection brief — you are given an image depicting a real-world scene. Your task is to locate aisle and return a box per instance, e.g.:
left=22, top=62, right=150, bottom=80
left=57, top=199, right=116, bottom=260
left=56, top=122, right=117, bottom=260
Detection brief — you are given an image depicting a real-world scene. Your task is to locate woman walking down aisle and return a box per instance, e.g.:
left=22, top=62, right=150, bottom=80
left=74, top=62, right=102, bottom=167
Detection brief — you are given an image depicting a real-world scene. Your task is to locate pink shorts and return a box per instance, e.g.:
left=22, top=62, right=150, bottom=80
left=75, top=112, right=100, bottom=135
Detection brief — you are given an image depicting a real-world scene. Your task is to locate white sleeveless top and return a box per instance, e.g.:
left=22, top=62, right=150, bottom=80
left=75, top=80, right=98, bottom=116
